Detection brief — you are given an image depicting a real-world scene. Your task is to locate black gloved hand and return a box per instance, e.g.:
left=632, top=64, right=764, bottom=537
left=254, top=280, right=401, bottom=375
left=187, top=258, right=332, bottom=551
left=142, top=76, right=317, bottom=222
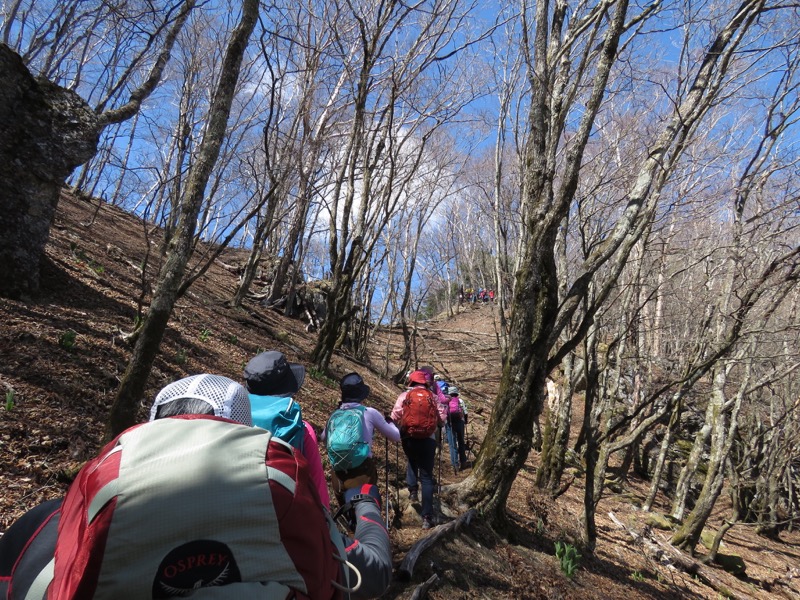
left=343, top=483, right=382, bottom=509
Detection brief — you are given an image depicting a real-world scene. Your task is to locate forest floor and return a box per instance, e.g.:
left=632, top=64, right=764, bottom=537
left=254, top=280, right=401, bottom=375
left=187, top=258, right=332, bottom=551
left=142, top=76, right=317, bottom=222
left=1, top=192, right=799, bottom=599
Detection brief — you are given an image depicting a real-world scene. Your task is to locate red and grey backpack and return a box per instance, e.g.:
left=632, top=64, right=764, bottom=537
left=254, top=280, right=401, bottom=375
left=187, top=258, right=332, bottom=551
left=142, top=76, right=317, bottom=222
left=400, top=387, right=439, bottom=438
left=27, top=415, right=350, bottom=599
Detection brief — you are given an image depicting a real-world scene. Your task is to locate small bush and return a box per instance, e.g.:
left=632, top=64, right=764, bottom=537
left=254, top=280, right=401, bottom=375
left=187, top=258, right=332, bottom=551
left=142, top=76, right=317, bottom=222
left=5, top=389, right=15, bottom=411
left=199, top=328, right=211, bottom=343
left=59, top=330, right=77, bottom=350
left=308, top=367, right=335, bottom=386
left=554, top=541, right=581, bottom=578
left=175, top=348, right=188, bottom=365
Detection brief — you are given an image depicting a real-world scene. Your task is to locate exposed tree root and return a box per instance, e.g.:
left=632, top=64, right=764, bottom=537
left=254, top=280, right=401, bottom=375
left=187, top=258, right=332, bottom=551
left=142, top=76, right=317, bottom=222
left=409, top=574, right=439, bottom=599
left=398, top=509, right=478, bottom=580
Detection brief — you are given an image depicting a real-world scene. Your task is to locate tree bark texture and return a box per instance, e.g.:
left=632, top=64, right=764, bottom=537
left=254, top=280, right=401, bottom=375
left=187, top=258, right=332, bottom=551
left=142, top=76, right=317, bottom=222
left=459, top=228, right=559, bottom=521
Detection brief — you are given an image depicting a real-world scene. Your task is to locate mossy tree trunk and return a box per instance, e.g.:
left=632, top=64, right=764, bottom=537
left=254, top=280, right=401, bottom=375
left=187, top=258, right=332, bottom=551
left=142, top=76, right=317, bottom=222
left=456, top=227, right=560, bottom=522
left=537, top=340, right=575, bottom=491
left=455, top=0, right=631, bottom=527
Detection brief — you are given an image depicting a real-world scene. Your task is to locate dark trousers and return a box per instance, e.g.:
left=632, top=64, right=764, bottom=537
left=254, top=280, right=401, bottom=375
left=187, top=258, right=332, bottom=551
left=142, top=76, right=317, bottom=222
left=446, top=417, right=467, bottom=467
left=0, top=498, right=62, bottom=599
left=402, top=436, right=436, bottom=519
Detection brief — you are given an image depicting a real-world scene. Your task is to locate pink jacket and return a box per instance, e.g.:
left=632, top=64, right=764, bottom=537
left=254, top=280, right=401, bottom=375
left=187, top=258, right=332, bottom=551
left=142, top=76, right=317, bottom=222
left=302, top=421, right=330, bottom=508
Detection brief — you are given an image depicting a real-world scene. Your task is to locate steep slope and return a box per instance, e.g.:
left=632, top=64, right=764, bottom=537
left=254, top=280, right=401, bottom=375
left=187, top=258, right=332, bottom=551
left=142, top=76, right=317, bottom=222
left=1, top=193, right=798, bottom=599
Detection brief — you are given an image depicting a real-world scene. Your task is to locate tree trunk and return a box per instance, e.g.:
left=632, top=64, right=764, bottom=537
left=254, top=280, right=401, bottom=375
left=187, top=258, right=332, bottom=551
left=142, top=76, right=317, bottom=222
left=581, top=328, right=601, bottom=553
left=269, top=188, right=310, bottom=304
left=106, top=0, right=259, bottom=438
left=537, top=353, right=575, bottom=490
left=671, top=366, right=740, bottom=551
left=671, top=403, right=714, bottom=521
left=231, top=188, right=279, bottom=307
left=311, top=235, right=363, bottom=372
left=456, top=0, right=632, bottom=524
left=642, top=400, right=681, bottom=511
left=455, top=229, right=559, bottom=523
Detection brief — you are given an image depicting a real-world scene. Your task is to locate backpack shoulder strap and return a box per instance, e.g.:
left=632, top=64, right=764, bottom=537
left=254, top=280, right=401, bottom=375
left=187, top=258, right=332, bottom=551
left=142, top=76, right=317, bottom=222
left=23, top=557, right=54, bottom=600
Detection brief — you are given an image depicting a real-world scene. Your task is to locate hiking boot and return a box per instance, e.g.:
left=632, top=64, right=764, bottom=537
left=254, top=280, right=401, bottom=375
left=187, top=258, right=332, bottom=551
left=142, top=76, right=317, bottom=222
left=409, top=489, right=419, bottom=502
left=422, top=516, right=434, bottom=530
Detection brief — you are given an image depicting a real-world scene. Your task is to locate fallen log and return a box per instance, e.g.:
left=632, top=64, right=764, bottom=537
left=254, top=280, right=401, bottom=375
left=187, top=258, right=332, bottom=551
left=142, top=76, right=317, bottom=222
left=608, top=512, right=746, bottom=600
left=398, top=509, right=477, bottom=580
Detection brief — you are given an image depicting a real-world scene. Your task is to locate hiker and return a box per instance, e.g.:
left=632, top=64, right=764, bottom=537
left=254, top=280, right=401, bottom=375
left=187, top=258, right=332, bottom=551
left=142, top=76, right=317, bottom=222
left=243, top=350, right=330, bottom=508
left=433, top=373, right=449, bottom=396
left=0, top=374, right=392, bottom=599
left=391, top=369, right=446, bottom=529
left=444, top=385, right=469, bottom=470
left=420, top=366, right=449, bottom=405
left=323, top=372, right=401, bottom=508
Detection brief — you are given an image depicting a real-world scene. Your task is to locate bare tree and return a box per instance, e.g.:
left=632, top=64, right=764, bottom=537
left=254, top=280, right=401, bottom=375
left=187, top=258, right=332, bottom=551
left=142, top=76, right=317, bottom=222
left=310, top=0, right=480, bottom=372
left=454, top=0, right=777, bottom=538
left=107, top=0, right=260, bottom=438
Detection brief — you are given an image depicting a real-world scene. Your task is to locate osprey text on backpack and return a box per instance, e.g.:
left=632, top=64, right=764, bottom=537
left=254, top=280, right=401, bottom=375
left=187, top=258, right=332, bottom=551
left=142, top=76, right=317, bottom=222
left=326, top=405, right=370, bottom=472
left=44, top=416, right=348, bottom=599
left=400, top=388, right=439, bottom=438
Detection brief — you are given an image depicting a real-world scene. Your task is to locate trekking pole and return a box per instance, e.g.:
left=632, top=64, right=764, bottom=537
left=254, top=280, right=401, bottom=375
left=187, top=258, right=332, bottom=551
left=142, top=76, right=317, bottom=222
left=448, top=414, right=457, bottom=476
left=466, top=419, right=472, bottom=462
left=384, top=435, right=390, bottom=530
left=437, top=427, right=443, bottom=495
left=395, top=439, right=400, bottom=512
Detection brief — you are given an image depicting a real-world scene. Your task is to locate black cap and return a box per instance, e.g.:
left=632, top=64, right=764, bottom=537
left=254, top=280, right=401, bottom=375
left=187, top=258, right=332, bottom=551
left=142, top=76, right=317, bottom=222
left=340, top=372, right=370, bottom=403
left=243, top=351, right=305, bottom=397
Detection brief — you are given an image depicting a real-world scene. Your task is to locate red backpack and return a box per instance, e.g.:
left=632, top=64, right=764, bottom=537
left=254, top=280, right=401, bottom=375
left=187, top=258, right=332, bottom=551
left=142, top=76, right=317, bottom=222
left=400, top=387, right=440, bottom=438
left=41, top=415, right=345, bottom=599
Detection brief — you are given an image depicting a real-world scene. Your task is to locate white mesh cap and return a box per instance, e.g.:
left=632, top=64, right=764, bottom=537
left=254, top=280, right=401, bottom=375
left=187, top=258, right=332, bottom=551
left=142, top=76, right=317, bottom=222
left=149, top=374, right=253, bottom=426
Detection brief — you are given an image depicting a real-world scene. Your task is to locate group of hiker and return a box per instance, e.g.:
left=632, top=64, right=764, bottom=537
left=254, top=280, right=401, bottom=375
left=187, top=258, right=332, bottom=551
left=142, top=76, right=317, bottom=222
left=388, top=368, right=470, bottom=529
left=0, top=350, right=472, bottom=599
left=459, top=287, right=495, bottom=304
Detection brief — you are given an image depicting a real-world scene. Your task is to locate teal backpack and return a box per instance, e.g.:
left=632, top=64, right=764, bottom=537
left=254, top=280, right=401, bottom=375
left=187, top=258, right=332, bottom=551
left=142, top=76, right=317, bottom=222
left=326, top=405, right=369, bottom=471
left=248, top=394, right=305, bottom=451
